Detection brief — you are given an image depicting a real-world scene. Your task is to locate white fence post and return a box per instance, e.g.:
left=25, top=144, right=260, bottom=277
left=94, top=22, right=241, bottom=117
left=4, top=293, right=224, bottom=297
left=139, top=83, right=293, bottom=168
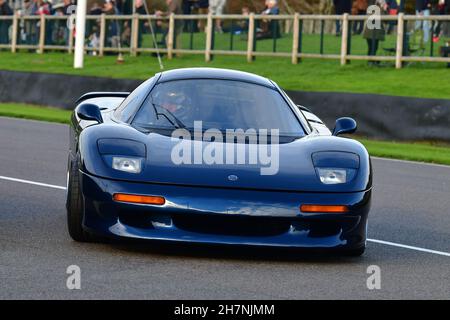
left=247, top=13, right=255, bottom=63
left=205, top=13, right=213, bottom=62
left=11, top=13, right=18, bottom=53
left=99, top=14, right=106, bottom=57
left=395, top=13, right=404, bottom=69
left=130, top=14, right=139, bottom=56
left=74, top=0, right=87, bottom=68
left=292, top=13, right=299, bottom=64
left=38, top=15, right=46, bottom=54
left=340, top=13, right=349, bottom=66
left=168, top=13, right=175, bottom=59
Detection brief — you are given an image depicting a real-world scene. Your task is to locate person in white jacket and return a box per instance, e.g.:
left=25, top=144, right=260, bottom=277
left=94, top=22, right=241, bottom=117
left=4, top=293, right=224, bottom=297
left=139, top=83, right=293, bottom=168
left=209, top=0, right=226, bottom=33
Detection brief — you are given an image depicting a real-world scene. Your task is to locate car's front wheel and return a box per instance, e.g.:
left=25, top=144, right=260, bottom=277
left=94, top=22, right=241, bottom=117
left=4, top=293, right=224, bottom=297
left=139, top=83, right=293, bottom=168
left=66, top=159, right=95, bottom=242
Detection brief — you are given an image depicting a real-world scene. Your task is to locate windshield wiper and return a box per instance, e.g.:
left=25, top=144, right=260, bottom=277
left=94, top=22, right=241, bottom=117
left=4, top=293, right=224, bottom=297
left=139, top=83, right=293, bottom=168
left=151, top=101, right=186, bottom=129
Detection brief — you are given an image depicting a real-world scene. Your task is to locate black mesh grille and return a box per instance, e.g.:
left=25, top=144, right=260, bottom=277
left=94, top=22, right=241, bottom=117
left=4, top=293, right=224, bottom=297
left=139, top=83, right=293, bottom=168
left=172, top=214, right=291, bottom=237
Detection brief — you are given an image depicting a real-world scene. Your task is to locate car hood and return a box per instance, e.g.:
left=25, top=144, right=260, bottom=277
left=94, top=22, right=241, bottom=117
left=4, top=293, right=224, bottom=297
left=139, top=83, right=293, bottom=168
left=81, top=126, right=371, bottom=193
left=138, top=133, right=369, bottom=193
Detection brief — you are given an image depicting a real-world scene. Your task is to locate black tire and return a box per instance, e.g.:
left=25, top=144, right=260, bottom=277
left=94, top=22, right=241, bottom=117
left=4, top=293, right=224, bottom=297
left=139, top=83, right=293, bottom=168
left=66, top=159, right=95, bottom=242
left=342, top=245, right=366, bottom=257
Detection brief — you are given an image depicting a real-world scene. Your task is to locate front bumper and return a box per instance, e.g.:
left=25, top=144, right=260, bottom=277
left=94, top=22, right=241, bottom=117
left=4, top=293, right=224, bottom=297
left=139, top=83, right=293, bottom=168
left=80, top=172, right=371, bottom=249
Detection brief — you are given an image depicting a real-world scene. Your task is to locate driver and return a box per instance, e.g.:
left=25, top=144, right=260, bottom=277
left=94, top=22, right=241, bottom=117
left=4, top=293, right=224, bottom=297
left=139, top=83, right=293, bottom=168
left=153, top=90, right=194, bottom=123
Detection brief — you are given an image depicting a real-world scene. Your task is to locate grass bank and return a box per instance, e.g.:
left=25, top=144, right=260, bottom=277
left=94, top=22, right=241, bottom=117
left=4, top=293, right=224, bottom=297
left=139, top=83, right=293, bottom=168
left=1, top=52, right=449, bottom=100
left=0, top=103, right=71, bottom=124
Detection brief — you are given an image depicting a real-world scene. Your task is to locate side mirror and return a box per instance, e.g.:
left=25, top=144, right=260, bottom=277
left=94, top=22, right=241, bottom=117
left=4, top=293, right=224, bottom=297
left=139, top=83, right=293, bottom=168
left=76, top=103, right=103, bottom=123
left=333, top=117, right=357, bottom=136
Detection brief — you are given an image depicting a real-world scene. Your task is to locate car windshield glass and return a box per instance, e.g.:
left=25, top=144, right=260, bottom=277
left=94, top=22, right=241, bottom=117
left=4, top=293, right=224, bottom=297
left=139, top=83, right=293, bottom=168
left=132, top=79, right=305, bottom=136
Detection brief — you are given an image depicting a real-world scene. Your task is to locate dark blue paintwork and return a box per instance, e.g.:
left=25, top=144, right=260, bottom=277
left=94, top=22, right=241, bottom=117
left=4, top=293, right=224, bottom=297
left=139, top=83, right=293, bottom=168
left=158, top=67, right=275, bottom=88
left=69, top=68, right=372, bottom=251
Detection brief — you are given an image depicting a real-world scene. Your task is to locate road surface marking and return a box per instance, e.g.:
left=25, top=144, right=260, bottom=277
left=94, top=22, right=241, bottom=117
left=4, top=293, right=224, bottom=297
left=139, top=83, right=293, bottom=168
left=0, top=175, right=66, bottom=190
left=367, top=239, right=450, bottom=257
left=372, top=156, right=450, bottom=169
left=1, top=174, right=449, bottom=257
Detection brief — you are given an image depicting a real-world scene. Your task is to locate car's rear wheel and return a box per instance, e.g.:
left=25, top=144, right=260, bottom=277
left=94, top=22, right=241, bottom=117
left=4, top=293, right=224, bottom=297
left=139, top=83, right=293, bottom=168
left=66, top=159, right=95, bottom=242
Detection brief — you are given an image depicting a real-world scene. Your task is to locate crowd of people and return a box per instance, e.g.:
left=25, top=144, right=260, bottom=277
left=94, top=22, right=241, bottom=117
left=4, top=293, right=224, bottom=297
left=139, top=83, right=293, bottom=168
left=0, top=0, right=448, bottom=59
left=333, top=0, right=450, bottom=60
left=0, top=0, right=284, bottom=48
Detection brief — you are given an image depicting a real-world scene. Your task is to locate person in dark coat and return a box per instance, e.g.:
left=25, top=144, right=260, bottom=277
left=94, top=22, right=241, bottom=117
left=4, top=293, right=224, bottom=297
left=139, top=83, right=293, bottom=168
left=333, top=0, right=352, bottom=35
left=363, top=0, right=386, bottom=65
left=0, top=0, right=13, bottom=45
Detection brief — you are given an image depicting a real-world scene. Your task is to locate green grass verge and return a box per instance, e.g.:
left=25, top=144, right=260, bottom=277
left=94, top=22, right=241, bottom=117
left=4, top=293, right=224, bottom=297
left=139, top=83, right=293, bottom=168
left=358, top=138, right=450, bottom=165
left=1, top=103, right=449, bottom=166
left=1, top=50, right=450, bottom=100
left=0, top=103, right=71, bottom=124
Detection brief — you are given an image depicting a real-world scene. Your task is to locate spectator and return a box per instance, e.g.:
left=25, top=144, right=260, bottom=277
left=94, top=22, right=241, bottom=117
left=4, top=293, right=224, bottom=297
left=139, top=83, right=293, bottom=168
left=103, top=0, right=120, bottom=48
left=257, top=0, right=280, bottom=40
left=363, top=0, right=386, bottom=65
left=209, top=0, right=226, bottom=33
left=182, top=0, right=191, bottom=16
left=261, top=0, right=279, bottom=15
left=135, top=0, right=147, bottom=48
left=22, top=0, right=39, bottom=45
left=51, top=3, right=68, bottom=45
left=84, top=2, right=102, bottom=54
left=31, top=0, right=39, bottom=15
left=0, top=0, right=13, bottom=45
left=197, top=0, right=209, bottom=32
left=115, top=0, right=124, bottom=14
left=333, top=0, right=352, bottom=35
left=37, top=0, right=50, bottom=15
left=352, top=0, right=367, bottom=35
left=89, top=2, right=103, bottom=15
left=135, top=0, right=146, bottom=15
left=236, top=6, right=249, bottom=33
left=121, top=20, right=131, bottom=46
left=415, top=0, right=432, bottom=43
left=156, top=0, right=183, bottom=53
left=432, top=0, right=448, bottom=42
left=36, top=0, right=51, bottom=46
left=63, top=0, right=73, bottom=15
left=385, top=0, right=399, bottom=34
left=181, top=0, right=197, bottom=32
left=88, top=25, right=100, bottom=55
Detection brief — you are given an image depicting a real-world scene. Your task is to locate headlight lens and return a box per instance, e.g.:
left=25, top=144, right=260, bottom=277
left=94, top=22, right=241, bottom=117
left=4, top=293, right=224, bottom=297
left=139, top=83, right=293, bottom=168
left=112, top=157, right=142, bottom=173
left=317, top=168, right=353, bottom=184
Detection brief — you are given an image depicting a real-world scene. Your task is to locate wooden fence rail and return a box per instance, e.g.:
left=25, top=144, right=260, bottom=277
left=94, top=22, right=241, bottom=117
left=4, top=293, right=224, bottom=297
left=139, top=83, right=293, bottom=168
left=1, top=13, right=449, bottom=69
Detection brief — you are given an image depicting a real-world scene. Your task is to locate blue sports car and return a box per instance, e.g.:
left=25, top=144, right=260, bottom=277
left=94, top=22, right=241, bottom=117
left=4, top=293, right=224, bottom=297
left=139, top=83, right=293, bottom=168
left=67, top=68, right=372, bottom=256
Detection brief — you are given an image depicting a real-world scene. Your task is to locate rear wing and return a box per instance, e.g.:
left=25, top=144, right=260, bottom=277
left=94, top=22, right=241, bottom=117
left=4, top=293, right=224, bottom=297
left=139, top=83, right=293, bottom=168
left=76, top=92, right=130, bottom=104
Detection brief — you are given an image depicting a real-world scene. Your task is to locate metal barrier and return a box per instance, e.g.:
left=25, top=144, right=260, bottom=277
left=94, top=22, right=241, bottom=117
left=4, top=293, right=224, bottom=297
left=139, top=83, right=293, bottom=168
left=0, top=13, right=449, bottom=69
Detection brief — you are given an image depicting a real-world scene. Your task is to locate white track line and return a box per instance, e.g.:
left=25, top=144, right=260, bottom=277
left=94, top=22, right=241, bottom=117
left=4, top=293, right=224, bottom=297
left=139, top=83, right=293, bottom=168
left=0, top=175, right=66, bottom=190
left=372, top=156, right=450, bottom=169
left=0, top=174, right=449, bottom=257
left=367, top=239, right=450, bottom=257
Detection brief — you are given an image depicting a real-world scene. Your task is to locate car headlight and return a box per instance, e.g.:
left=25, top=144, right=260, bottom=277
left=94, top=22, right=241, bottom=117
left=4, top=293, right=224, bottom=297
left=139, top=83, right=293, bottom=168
left=97, top=139, right=146, bottom=174
left=316, top=168, right=355, bottom=185
left=112, top=157, right=142, bottom=173
left=312, top=152, right=359, bottom=185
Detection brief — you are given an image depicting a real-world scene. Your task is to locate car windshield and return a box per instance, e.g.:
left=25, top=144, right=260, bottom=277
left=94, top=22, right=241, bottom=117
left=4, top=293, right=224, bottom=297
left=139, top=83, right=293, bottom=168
left=132, top=79, right=305, bottom=136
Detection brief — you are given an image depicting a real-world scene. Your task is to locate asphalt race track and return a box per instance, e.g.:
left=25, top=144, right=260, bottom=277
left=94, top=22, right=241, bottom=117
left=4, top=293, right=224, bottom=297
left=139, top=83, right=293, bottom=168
left=0, top=117, right=448, bottom=299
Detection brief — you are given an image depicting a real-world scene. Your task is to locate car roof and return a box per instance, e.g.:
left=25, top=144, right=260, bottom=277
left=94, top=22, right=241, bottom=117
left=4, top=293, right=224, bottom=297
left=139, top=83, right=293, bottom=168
left=157, top=68, right=275, bottom=88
